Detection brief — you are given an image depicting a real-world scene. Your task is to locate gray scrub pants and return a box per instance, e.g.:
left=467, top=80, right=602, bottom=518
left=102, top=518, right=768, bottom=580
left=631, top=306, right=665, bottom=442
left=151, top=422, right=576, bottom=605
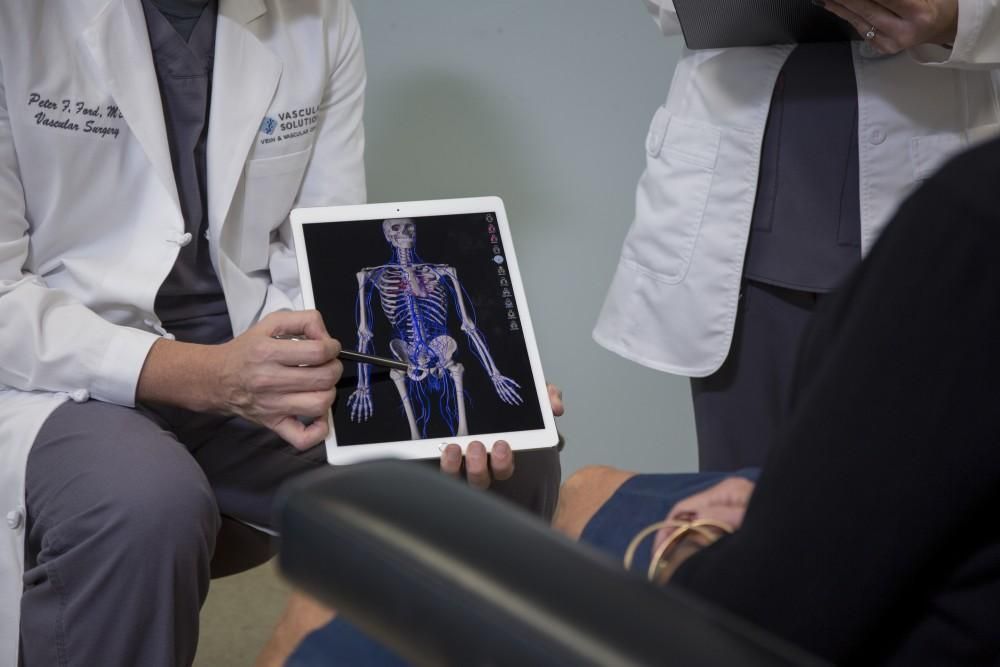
left=691, top=280, right=832, bottom=471
left=20, top=401, right=560, bottom=667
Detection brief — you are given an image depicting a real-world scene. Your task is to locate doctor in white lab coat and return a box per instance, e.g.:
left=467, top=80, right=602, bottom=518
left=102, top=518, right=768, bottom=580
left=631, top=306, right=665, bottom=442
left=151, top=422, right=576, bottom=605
left=594, top=0, right=1000, bottom=469
left=1, top=2, right=554, bottom=663
left=0, top=1, right=367, bottom=664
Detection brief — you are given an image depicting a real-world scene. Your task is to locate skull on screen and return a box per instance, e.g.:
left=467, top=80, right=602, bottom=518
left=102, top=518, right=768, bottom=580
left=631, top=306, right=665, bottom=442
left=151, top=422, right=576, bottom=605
left=382, top=218, right=416, bottom=250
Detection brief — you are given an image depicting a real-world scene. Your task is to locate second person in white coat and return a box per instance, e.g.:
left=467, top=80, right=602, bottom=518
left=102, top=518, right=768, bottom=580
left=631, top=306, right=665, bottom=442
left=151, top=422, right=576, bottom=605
left=594, top=0, right=1000, bottom=470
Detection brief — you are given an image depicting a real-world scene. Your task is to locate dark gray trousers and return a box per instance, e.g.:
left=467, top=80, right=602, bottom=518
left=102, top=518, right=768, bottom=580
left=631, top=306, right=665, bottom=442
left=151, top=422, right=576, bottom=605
left=21, top=401, right=560, bottom=667
left=691, top=280, right=832, bottom=471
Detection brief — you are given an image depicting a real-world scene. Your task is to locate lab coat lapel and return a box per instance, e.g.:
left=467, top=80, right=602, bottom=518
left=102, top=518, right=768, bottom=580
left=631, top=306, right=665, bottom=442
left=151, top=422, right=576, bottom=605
left=80, top=0, right=180, bottom=213
left=208, top=0, right=282, bottom=233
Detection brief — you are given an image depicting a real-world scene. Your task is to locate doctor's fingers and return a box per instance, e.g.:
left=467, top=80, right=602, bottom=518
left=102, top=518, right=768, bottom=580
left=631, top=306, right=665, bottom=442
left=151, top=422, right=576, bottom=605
left=244, top=361, right=343, bottom=395
left=489, top=441, right=515, bottom=482
left=263, top=308, right=333, bottom=341
left=272, top=414, right=330, bottom=451
left=256, top=389, right=337, bottom=423
left=439, top=442, right=502, bottom=488
left=547, top=384, right=565, bottom=417
left=465, top=441, right=492, bottom=489
left=440, top=443, right=463, bottom=477
left=267, top=336, right=342, bottom=367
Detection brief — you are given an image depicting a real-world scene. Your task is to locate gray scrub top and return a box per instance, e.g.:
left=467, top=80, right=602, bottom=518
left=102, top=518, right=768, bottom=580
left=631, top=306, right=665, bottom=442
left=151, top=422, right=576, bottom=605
left=149, top=0, right=209, bottom=42
left=142, top=0, right=233, bottom=344
left=743, top=42, right=862, bottom=293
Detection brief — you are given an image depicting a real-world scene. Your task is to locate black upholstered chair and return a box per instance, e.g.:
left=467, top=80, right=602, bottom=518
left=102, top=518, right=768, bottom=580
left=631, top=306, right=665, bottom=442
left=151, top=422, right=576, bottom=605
left=209, top=516, right=275, bottom=579
left=275, top=461, right=826, bottom=666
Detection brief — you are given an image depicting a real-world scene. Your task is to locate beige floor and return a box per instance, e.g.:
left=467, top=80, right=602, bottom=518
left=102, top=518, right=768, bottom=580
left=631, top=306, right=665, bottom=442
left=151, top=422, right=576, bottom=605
left=195, top=561, right=291, bottom=667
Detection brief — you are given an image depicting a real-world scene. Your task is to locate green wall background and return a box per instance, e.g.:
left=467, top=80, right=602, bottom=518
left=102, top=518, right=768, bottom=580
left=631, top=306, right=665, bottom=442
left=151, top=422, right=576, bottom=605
left=353, top=1, right=697, bottom=475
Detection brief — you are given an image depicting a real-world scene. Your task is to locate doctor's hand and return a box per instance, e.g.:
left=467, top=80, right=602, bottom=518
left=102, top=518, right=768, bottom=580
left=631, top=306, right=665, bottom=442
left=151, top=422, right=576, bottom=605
left=548, top=383, right=565, bottom=417
left=818, top=0, right=958, bottom=53
left=440, top=441, right=514, bottom=490
left=439, top=384, right=565, bottom=489
left=215, top=310, right=342, bottom=450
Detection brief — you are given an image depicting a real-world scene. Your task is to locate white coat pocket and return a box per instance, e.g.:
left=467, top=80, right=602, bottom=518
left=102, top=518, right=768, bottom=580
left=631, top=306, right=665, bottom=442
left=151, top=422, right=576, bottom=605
left=624, top=109, right=721, bottom=283
left=910, top=133, right=964, bottom=182
left=236, top=148, right=313, bottom=270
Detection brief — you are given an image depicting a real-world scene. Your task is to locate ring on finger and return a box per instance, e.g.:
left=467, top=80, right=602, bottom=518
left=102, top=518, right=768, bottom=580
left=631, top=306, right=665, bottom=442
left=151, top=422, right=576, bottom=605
left=864, top=24, right=877, bottom=40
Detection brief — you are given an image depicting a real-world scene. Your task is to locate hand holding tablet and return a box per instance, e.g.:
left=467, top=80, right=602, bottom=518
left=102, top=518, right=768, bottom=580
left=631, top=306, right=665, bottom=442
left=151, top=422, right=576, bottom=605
left=439, top=384, right=564, bottom=488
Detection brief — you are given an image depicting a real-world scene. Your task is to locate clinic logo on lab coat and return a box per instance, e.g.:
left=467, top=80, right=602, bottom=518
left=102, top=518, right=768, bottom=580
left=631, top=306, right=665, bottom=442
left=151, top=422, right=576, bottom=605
left=258, top=106, right=320, bottom=146
left=260, top=116, right=278, bottom=136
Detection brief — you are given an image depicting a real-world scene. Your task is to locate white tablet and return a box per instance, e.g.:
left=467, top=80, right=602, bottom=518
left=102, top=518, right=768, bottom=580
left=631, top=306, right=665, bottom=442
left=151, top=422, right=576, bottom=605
left=290, top=197, right=559, bottom=464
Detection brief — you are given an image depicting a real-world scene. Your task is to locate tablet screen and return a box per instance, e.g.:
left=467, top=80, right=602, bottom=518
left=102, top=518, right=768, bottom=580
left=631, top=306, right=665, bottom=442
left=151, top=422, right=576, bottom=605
left=301, top=212, right=546, bottom=447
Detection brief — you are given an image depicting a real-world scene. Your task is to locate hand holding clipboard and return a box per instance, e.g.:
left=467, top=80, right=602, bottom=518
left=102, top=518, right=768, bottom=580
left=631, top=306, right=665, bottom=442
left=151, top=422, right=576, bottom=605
left=673, top=0, right=957, bottom=51
left=815, top=0, right=958, bottom=54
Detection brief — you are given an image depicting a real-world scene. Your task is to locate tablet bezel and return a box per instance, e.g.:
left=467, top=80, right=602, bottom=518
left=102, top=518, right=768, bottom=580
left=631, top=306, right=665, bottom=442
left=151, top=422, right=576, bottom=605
left=290, top=196, right=559, bottom=464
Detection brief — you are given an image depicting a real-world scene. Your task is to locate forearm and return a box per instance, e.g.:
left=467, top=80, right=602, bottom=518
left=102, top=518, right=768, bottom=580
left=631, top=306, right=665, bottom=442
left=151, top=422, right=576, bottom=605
left=136, top=338, right=224, bottom=412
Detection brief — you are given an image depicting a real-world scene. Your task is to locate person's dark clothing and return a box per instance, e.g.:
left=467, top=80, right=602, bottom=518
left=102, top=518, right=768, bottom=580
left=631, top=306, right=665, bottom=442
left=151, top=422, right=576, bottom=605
left=673, top=138, right=1000, bottom=665
left=150, top=0, right=212, bottom=42
left=691, top=281, right=837, bottom=471
left=743, top=42, right=861, bottom=293
left=693, top=43, right=862, bottom=472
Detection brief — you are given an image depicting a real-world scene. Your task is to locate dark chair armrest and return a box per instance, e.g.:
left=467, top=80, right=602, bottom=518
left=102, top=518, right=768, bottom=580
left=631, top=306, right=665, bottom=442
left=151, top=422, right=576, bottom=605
left=276, top=461, right=825, bottom=667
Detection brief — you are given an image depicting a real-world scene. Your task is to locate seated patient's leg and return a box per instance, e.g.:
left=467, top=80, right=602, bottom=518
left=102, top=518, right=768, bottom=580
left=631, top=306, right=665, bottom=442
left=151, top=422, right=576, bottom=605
left=258, top=447, right=565, bottom=667
left=552, top=465, right=636, bottom=540
left=255, top=593, right=336, bottom=667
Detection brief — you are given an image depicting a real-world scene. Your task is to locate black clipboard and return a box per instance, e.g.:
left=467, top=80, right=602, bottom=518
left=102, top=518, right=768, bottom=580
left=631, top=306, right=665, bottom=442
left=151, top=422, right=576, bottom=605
left=673, top=0, right=860, bottom=49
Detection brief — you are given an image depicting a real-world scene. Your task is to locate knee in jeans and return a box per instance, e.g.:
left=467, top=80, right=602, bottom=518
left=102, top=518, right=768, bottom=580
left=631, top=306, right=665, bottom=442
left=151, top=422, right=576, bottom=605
left=553, top=466, right=628, bottom=540
left=561, top=465, right=623, bottom=497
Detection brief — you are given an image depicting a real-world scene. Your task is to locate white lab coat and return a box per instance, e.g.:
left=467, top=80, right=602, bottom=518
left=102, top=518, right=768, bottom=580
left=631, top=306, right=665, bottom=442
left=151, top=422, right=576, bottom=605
left=594, top=0, right=1000, bottom=377
left=0, top=0, right=366, bottom=661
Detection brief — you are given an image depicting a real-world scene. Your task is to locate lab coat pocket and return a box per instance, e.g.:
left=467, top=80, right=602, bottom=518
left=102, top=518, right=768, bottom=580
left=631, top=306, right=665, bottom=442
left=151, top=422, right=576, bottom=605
left=625, top=110, right=721, bottom=283
left=237, top=148, right=313, bottom=271
left=910, top=133, right=964, bottom=182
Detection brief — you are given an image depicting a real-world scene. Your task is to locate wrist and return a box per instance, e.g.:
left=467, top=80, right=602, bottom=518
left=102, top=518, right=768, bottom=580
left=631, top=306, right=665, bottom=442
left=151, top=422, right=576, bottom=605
left=933, top=8, right=959, bottom=46
left=137, top=338, right=225, bottom=412
left=646, top=519, right=733, bottom=585
left=651, top=538, right=705, bottom=584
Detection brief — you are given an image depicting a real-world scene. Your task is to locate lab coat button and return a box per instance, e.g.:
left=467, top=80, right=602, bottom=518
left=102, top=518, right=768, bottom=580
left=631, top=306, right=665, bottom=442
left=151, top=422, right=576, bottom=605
left=171, top=232, right=193, bottom=247
left=869, top=127, right=887, bottom=145
left=6, top=509, right=24, bottom=531
left=69, top=389, right=90, bottom=403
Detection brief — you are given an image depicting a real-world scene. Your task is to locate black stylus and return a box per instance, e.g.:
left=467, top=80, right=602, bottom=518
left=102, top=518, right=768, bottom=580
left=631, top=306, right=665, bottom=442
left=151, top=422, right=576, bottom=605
left=338, top=349, right=409, bottom=372
left=273, top=334, right=409, bottom=372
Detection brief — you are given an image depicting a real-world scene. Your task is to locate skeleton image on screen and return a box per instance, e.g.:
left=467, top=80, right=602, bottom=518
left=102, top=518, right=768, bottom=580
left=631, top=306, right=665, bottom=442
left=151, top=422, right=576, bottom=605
left=346, top=218, right=523, bottom=438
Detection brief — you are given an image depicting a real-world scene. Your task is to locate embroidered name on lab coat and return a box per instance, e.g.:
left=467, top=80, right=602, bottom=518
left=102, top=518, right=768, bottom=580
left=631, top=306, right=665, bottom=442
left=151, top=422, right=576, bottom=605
left=27, top=92, right=125, bottom=140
